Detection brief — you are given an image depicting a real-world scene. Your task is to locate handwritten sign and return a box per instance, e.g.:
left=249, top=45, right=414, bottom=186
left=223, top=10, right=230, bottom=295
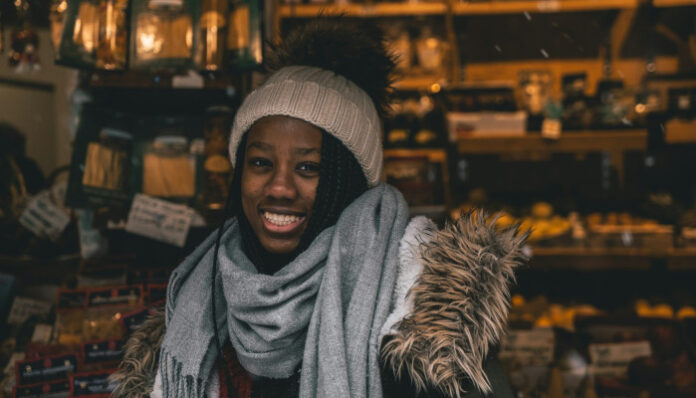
left=19, top=192, right=70, bottom=240
left=499, top=328, right=555, bottom=367
left=589, top=341, right=652, bottom=377
left=125, top=194, right=194, bottom=247
left=7, top=297, right=53, bottom=325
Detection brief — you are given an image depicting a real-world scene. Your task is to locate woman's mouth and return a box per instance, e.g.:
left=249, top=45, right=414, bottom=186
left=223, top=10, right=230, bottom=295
left=261, top=211, right=306, bottom=233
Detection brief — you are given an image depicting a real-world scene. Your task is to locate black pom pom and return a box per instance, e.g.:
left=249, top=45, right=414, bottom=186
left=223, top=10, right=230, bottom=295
left=268, top=18, right=397, bottom=117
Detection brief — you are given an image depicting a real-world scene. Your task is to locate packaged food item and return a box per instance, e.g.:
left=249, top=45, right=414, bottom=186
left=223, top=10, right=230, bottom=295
left=70, top=369, right=117, bottom=397
left=142, top=135, right=196, bottom=198
left=54, top=286, right=144, bottom=347
left=198, top=107, right=234, bottom=211
left=226, top=0, right=263, bottom=70
left=199, top=0, right=228, bottom=70
left=82, top=129, right=132, bottom=194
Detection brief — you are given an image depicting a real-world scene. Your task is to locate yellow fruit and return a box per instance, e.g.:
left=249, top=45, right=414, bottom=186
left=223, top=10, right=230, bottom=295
left=495, top=212, right=516, bottom=229
left=635, top=300, right=652, bottom=317
left=532, top=202, right=554, bottom=219
left=677, top=306, right=696, bottom=319
left=652, top=304, right=674, bottom=318
left=512, top=294, right=525, bottom=307
left=535, top=314, right=553, bottom=328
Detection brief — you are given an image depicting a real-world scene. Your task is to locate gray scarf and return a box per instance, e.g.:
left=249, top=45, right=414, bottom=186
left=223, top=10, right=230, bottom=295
left=160, top=184, right=409, bottom=398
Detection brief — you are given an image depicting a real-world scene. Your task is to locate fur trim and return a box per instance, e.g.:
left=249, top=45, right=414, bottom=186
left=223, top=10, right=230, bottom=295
left=380, top=216, right=436, bottom=339
left=109, top=307, right=166, bottom=398
left=380, top=211, right=529, bottom=398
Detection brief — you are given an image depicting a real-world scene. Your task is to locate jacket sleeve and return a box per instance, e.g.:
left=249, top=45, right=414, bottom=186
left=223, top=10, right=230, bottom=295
left=380, top=345, right=514, bottom=398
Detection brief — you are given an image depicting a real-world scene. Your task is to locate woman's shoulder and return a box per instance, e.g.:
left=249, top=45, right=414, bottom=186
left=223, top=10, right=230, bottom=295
left=382, top=212, right=529, bottom=397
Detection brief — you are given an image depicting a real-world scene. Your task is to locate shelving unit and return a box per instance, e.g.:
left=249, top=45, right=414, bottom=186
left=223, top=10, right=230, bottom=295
left=456, top=130, right=646, bottom=154
left=529, top=247, right=696, bottom=270
left=653, top=0, right=696, bottom=7
left=278, top=0, right=641, bottom=18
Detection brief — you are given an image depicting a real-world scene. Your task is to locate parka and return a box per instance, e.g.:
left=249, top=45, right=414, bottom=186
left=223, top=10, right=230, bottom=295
left=110, top=213, right=527, bottom=398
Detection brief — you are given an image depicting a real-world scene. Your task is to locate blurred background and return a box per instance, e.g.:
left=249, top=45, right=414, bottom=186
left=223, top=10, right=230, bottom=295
left=2, top=0, right=696, bottom=396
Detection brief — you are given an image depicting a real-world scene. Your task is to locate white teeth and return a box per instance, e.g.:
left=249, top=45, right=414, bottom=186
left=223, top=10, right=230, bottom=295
left=263, top=212, right=302, bottom=226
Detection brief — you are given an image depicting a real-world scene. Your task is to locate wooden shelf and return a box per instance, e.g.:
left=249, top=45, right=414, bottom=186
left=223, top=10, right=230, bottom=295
left=278, top=0, right=640, bottom=18
left=665, top=119, right=696, bottom=144
left=279, top=2, right=445, bottom=17
left=394, top=75, right=444, bottom=91
left=456, top=130, right=646, bottom=154
left=384, top=148, right=447, bottom=161
left=525, top=246, right=696, bottom=270
left=653, top=0, right=696, bottom=7
left=452, top=0, right=641, bottom=14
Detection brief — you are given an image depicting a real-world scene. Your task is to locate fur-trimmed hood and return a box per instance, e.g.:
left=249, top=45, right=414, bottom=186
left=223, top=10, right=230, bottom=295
left=381, top=212, right=528, bottom=398
left=110, top=211, right=527, bottom=398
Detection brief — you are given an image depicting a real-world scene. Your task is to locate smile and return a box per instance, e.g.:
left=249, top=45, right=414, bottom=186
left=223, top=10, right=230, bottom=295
left=261, top=211, right=306, bottom=233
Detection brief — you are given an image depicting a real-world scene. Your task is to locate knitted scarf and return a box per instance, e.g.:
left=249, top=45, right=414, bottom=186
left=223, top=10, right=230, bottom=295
left=159, top=184, right=409, bottom=398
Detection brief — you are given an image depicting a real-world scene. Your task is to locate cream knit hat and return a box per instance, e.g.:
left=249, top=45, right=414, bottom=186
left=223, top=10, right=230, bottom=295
left=228, top=66, right=383, bottom=187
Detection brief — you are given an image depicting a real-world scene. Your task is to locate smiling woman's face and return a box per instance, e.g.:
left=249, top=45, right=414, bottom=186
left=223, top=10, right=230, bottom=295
left=240, top=115, right=322, bottom=254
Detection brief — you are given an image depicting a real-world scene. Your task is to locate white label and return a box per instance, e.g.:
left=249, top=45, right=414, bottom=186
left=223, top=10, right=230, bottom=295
left=537, top=0, right=560, bottom=11
left=172, top=70, right=205, bottom=89
left=77, top=209, right=107, bottom=259
left=541, top=118, right=562, bottom=140
left=125, top=194, right=194, bottom=247
left=7, top=297, right=53, bottom=325
left=589, top=341, right=652, bottom=377
left=19, top=192, right=70, bottom=240
left=499, top=328, right=555, bottom=366
left=31, top=324, right=53, bottom=343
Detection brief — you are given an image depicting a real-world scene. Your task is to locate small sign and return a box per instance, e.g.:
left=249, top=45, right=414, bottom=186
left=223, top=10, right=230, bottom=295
left=30, top=324, right=53, bottom=343
left=7, top=297, right=52, bottom=325
left=19, top=192, right=70, bottom=240
left=499, top=328, right=555, bottom=367
left=541, top=118, right=562, bottom=140
left=16, top=353, right=79, bottom=386
left=589, top=341, right=652, bottom=377
left=70, top=370, right=117, bottom=397
left=125, top=194, right=194, bottom=247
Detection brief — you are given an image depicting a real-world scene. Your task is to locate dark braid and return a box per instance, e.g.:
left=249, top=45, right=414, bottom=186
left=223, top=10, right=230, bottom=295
left=232, top=129, right=369, bottom=275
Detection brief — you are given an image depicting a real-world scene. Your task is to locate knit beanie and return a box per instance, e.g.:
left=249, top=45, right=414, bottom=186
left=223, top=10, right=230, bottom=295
left=229, top=65, right=383, bottom=186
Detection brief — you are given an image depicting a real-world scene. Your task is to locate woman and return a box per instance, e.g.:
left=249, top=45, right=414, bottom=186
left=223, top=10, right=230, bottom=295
left=111, top=20, right=527, bottom=398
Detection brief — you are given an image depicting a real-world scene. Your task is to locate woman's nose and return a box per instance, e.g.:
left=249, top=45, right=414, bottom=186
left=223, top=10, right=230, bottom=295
left=266, top=165, right=296, bottom=200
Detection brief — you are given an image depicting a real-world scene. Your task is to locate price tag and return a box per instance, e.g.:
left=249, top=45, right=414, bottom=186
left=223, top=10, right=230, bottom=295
left=589, top=341, right=652, bottom=377
left=19, top=192, right=70, bottom=240
left=125, top=194, right=194, bottom=247
left=30, top=324, right=53, bottom=343
left=7, top=297, right=52, bottom=325
left=499, top=328, right=555, bottom=366
left=172, top=70, right=204, bottom=89
left=541, top=118, right=562, bottom=140
left=537, top=0, right=560, bottom=11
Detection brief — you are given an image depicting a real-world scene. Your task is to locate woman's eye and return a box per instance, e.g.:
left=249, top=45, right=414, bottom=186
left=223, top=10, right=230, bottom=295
left=248, top=157, right=272, bottom=168
left=297, top=162, right=320, bottom=174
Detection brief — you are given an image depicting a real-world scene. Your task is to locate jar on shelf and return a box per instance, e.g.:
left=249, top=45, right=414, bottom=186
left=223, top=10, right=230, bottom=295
left=199, top=0, right=228, bottom=70
left=130, top=0, right=199, bottom=70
